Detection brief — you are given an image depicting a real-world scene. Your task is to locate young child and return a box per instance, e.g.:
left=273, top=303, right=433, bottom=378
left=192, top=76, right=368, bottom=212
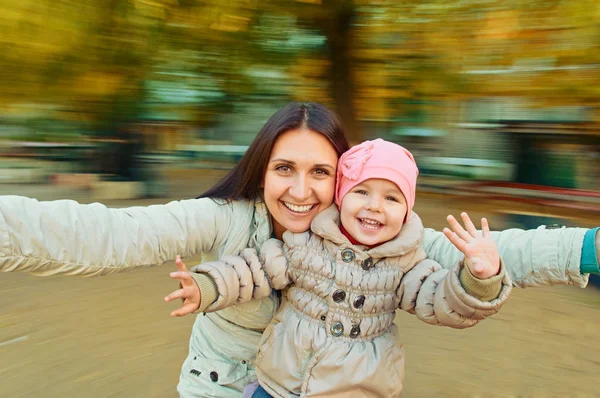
left=179, top=139, right=512, bottom=397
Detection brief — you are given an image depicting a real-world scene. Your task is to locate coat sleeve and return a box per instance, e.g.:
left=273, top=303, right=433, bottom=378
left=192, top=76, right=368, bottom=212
left=422, top=226, right=589, bottom=288
left=188, top=237, right=293, bottom=313
left=0, top=195, right=233, bottom=276
left=189, top=248, right=272, bottom=312
left=397, top=258, right=512, bottom=329
left=259, top=238, right=292, bottom=290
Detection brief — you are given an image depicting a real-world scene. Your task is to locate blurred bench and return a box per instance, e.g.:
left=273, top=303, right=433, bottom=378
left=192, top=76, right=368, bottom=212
left=176, top=144, right=249, bottom=170
left=0, top=167, right=48, bottom=184
left=180, top=144, right=248, bottom=162
left=419, top=156, right=515, bottom=181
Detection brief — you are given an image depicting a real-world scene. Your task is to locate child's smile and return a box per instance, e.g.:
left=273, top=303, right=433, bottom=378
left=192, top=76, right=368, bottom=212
left=340, top=178, right=407, bottom=246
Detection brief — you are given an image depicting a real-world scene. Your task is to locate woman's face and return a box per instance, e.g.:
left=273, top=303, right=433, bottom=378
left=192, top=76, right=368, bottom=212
left=263, top=128, right=338, bottom=239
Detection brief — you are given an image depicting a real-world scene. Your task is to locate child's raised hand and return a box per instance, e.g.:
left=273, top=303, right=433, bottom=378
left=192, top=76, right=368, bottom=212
left=164, top=255, right=201, bottom=317
left=443, top=212, right=500, bottom=279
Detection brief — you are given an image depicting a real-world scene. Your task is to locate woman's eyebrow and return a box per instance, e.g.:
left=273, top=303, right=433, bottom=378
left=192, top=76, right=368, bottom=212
left=269, top=158, right=295, bottom=164
left=269, top=160, right=334, bottom=171
left=315, top=163, right=335, bottom=170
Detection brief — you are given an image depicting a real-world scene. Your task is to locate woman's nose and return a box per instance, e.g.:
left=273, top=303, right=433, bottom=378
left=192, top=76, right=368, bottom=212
left=288, top=175, right=312, bottom=201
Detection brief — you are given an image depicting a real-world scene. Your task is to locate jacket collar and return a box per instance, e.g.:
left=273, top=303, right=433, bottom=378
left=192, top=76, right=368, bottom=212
left=248, top=200, right=272, bottom=250
left=310, top=204, right=423, bottom=258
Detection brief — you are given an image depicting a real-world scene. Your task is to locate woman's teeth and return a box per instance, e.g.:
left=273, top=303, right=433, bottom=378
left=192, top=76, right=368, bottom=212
left=283, top=202, right=314, bottom=213
left=359, top=218, right=382, bottom=229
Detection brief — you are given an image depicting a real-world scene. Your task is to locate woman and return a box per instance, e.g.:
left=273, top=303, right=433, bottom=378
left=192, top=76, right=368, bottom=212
left=0, top=102, right=597, bottom=397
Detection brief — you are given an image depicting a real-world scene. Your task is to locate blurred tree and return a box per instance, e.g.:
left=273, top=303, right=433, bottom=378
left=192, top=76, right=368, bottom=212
left=1, top=0, right=598, bottom=146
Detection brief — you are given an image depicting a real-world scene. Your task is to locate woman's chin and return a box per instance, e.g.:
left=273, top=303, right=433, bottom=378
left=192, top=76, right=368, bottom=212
left=285, top=221, right=312, bottom=234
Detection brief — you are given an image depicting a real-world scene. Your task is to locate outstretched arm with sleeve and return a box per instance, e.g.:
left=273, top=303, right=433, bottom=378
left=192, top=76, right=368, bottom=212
left=397, top=257, right=512, bottom=328
left=423, top=222, right=593, bottom=288
left=0, top=196, right=236, bottom=276
left=399, top=213, right=512, bottom=328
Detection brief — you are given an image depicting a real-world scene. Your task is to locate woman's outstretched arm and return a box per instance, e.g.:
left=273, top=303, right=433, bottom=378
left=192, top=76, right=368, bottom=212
left=0, top=196, right=235, bottom=276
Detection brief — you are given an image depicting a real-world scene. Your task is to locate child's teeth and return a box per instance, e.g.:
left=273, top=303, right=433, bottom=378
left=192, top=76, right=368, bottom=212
left=360, top=219, right=381, bottom=229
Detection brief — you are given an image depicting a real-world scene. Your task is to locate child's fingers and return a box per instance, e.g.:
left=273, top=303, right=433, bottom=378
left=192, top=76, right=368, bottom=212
left=443, top=227, right=468, bottom=254
left=446, top=215, right=471, bottom=242
left=175, top=255, right=189, bottom=272
left=460, top=212, right=478, bottom=237
left=171, top=303, right=198, bottom=317
left=164, top=288, right=186, bottom=303
left=170, top=271, right=195, bottom=288
left=481, top=218, right=490, bottom=238
left=170, top=271, right=192, bottom=281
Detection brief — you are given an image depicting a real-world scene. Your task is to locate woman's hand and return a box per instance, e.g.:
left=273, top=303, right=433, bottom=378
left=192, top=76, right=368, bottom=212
left=443, top=212, right=500, bottom=279
left=164, top=255, right=201, bottom=317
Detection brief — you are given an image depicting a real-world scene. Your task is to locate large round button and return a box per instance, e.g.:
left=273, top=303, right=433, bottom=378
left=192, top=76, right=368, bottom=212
left=361, top=257, right=374, bottom=270
left=349, top=325, right=361, bottom=338
left=331, top=322, right=344, bottom=336
left=353, top=295, right=365, bottom=309
left=341, top=248, right=355, bottom=263
left=210, top=371, right=219, bottom=382
left=332, top=289, right=346, bottom=303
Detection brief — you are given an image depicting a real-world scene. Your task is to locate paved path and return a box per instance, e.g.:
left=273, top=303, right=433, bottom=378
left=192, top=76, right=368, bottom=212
left=1, top=174, right=599, bottom=397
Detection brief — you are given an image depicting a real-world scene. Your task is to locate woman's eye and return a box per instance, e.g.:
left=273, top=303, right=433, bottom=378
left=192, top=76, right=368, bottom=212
left=313, top=168, right=330, bottom=176
left=276, top=165, right=292, bottom=173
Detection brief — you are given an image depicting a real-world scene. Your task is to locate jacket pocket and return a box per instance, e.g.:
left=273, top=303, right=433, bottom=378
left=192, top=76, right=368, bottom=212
left=179, top=351, right=253, bottom=398
left=255, top=319, right=311, bottom=395
left=187, top=351, right=251, bottom=387
left=381, top=326, right=405, bottom=384
left=255, top=319, right=284, bottom=365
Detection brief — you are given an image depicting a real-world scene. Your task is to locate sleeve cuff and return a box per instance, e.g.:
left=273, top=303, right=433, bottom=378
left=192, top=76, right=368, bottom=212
left=459, top=260, right=506, bottom=302
left=189, top=272, right=219, bottom=313
left=580, top=227, right=600, bottom=274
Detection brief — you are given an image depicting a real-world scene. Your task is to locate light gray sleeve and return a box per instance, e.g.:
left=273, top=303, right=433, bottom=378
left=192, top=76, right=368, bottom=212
left=0, top=195, right=233, bottom=276
left=422, top=226, right=588, bottom=288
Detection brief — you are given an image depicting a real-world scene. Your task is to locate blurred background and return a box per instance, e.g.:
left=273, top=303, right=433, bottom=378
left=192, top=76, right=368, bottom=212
left=1, top=0, right=599, bottom=397
left=1, top=0, right=599, bottom=194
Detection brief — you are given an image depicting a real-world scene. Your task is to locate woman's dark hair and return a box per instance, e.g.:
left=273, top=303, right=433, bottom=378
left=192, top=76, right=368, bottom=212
left=199, top=102, right=350, bottom=201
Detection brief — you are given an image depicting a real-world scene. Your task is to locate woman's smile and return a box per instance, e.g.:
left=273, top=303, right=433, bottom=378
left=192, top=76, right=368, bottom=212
left=281, top=201, right=318, bottom=214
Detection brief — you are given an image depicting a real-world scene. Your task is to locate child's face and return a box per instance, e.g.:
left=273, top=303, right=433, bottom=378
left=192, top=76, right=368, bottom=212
left=339, top=178, right=407, bottom=246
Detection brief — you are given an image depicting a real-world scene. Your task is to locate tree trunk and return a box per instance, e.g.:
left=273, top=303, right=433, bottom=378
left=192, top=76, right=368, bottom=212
left=319, top=0, right=362, bottom=143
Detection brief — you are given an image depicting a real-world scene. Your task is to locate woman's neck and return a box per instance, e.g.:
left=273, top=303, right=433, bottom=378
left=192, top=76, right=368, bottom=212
left=272, top=219, right=285, bottom=240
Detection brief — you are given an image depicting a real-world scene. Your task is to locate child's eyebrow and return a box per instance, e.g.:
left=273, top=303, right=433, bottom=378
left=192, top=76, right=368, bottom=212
left=385, top=189, right=403, bottom=196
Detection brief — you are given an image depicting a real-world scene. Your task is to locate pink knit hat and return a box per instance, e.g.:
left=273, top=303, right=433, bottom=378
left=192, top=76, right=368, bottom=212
left=335, top=139, right=419, bottom=217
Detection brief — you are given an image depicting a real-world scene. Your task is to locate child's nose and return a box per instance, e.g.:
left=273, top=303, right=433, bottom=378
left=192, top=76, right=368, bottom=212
left=366, top=195, right=383, bottom=211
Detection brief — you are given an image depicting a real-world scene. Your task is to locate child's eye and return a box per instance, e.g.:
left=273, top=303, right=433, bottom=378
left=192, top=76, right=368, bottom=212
left=356, top=189, right=368, bottom=195
left=385, top=196, right=398, bottom=202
